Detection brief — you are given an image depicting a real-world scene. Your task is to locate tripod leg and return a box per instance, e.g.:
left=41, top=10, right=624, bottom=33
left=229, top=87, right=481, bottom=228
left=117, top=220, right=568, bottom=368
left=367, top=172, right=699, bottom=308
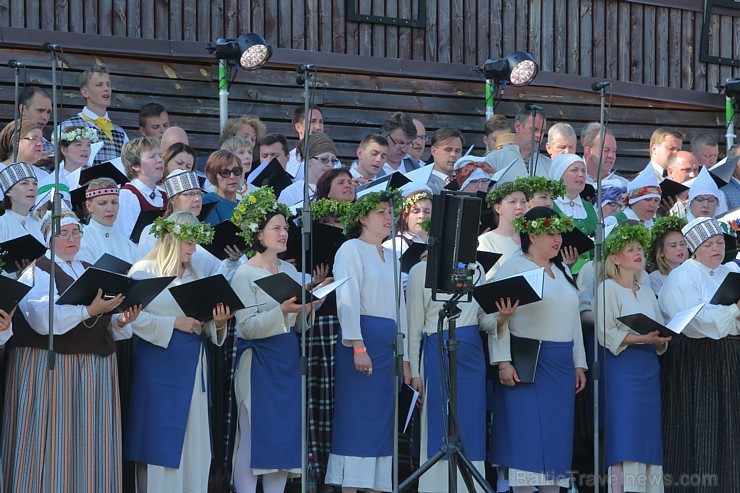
left=398, top=449, right=447, bottom=492
left=456, top=451, right=494, bottom=493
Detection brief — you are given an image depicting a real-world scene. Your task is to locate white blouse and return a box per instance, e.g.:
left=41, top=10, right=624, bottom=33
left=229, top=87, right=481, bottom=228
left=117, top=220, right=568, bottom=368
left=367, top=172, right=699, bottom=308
left=78, top=219, right=139, bottom=265
left=113, top=179, right=165, bottom=240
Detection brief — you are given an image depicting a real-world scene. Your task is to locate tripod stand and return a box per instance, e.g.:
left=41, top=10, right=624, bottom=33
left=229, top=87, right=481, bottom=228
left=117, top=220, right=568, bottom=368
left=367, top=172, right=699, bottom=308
left=399, top=290, right=493, bottom=493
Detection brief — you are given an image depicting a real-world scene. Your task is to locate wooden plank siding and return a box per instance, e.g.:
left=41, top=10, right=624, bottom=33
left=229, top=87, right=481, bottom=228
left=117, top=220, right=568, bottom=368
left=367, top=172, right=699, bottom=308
left=0, top=38, right=726, bottom=176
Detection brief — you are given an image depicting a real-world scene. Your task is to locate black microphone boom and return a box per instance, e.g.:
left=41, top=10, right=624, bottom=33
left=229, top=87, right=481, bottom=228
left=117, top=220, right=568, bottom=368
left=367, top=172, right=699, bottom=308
left=591, top=81, right=611, bottom=91
left=42, top=43, right=62, bottom=52
left=524, top=103, right=543, bottom=111
left=7, top=60, right=25, bottom=68
left=296, top=64, right=316, bottom=74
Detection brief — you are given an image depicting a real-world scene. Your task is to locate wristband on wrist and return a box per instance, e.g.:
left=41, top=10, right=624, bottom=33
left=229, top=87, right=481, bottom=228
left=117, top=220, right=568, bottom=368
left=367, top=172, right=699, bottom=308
left=353, top=347, right=367, bottom=354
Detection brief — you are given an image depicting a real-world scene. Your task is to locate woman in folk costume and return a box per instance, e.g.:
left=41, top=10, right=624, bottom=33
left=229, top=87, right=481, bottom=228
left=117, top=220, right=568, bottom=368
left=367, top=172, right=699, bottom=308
left=513, top=175, right=564, bottom=210
left=452, top=154, right=494, bottom=193
left=1, top=209, right=140, bottom=492
left=76, top=177, right=139, bottom=265
left=138, top=169, right=243, bottom=278
left=548, top=153, right=598, bottom=273
left=55, top=125, right=99, bottom=184
left=382, top=183, right=432, bottom=255
left=685, top=165, right=726, bottom=221
left=124, top=211, right=234, bottom=492
left=646, top=216, right=688, bottom=296
left=478, top=181, right=530, bottom=281
left=491, top=206, right=588, bottom=493
left=229, top=187, right=317, bottom=493
left=406, top=256, right=490, bottom=492
left=325, top=191, right=410, bottom=492
left=604, top=164, right=661, bottom=229
left=596, top=223, right=670, bottom=493
left=658, top=217, right=740, bottom=492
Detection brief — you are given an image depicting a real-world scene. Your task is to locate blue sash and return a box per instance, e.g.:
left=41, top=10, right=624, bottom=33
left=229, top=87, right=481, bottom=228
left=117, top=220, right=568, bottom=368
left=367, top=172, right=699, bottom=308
left=603, top=344, right=663, bottom=467
left=492, top=340, right=575, bottom=480
left=422, top=325, right=486, bottom=460
left=331, top=315, right=396, bottom=457
left=124, top=331, right=204, bottom=468
left=235, top=329, right=301, bottom=470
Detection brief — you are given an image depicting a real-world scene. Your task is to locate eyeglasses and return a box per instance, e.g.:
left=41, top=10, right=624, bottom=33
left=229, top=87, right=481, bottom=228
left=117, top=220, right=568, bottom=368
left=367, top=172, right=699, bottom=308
left=413, top=135, right=429, bottom=143
left=693, top=196, right=718, bottom=204
left=386, top=134, right=412, bottom=150
left=180, top=191, right=202, bottom=199
left=217, top=166, right=244, bottom=178
left=22, top=136, right=43, bottom=143
left=57, top=230, right=83, bottom=240
left=312, top=156, right=340, bottom=167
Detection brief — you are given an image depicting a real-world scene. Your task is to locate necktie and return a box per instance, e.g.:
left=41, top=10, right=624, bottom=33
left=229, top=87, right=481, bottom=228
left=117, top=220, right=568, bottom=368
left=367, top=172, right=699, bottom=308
left=82, top=113, right=113, bottom=141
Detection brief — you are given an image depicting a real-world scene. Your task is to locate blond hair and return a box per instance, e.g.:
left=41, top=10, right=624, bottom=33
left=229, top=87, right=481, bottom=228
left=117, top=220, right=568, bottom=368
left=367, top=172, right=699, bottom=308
left=220, top=115, right=266, bottom=145
left=220, top=136, right=253, bottom=154
left=138, top=211, right=200, bottom=278
left=121, top=137, right=160, bottom=179
left=602, top=253, right=644, bottom=283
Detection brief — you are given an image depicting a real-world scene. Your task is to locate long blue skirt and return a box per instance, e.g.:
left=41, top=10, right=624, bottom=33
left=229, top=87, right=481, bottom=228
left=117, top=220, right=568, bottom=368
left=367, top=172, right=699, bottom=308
left=603, top=344, right=663, bottom=467
left=236, top=328, right=302, bottom=470
left=492, top=340, right=575, bottom=480
left=423, top=325, right=486, bottom=460
left=331, top=315, right=396, bottom=457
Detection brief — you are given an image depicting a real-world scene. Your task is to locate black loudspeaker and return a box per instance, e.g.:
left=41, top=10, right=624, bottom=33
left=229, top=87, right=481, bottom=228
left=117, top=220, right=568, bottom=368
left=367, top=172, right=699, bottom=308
left=425, top=191, right=483, bottom=298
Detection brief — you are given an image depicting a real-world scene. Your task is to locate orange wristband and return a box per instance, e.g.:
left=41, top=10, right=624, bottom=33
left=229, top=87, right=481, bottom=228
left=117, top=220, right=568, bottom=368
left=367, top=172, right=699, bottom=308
left=353, top=347, right=367, bottom=354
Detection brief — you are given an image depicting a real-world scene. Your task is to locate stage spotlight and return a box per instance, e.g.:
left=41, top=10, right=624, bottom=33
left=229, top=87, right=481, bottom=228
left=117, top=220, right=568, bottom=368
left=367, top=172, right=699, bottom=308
left=207, top=33, right=272, bottom=69
left=483, top=51, right=538, bottom=86
left=723, top=78, right=740, bottom=100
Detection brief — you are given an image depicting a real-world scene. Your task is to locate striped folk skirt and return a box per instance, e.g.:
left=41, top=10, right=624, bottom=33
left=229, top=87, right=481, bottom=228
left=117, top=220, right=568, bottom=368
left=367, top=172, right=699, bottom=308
left=1, top=347, right=122, bottom=493
left=660, top=334, right=740, bottom=492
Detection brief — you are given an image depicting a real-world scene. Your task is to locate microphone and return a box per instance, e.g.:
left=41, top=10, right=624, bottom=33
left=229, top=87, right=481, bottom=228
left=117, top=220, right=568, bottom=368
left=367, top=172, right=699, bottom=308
left=42, top=43, right=62, bottom=52
left=296, top=64, right=316, bottom=74
left=591, top=81, right=611, bottom=91
left=524, top=103, right=543, bottom=112
left=7, top=60, right=25, bottom=68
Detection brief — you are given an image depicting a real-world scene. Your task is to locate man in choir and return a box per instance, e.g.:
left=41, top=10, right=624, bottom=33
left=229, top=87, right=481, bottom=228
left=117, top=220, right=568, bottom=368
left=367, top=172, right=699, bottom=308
left=406, top=118, right=428, bottom=167
left=690, top=133, right=719, bottom=168
left=426, top=128, right=463, bottom=194
left=350, top=134, right=389, bottom=184
left=256, top=133, right=290, bottom=169
left=138, top=102, right=170, bottom=138
left=286, top=105, right=325, bottom=180
left=18, top=86, right=53, bottom=157
left=647, top=127, right=683, bottom=181
left=582, top=125, right=627, bottom=186
left=666, top=151, right=699, bottom=184
left=483, top=114, right=513, bottom=153
left=544, top=122, right=577, bottom=160
left=380, top=111, right=419, bottom=175
left=720, top=146, right=740, bottom=209
left=485, top=107, right=550, bottom=183
left=59, top=64, right=129, bottom=167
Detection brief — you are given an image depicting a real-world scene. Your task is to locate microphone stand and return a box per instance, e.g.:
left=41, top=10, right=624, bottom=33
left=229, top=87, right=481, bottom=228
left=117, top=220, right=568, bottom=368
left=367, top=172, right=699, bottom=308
left=44, top=42, right=62, bottom=493
left=298, top=64, right=316, bottom=493
left=11, top=63, right=22, bottom=162
left=529, top=107, right=539, bottom=178
left=591, top=85, right=608, bottom=492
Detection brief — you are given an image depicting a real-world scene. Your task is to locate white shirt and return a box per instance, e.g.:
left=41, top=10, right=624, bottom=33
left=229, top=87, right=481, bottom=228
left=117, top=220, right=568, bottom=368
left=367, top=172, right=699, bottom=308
left=649, top=161, right=666, bottom=183
left=484, top=144, right=552, bottom=184
left=285, top=148, right=304, bottom=180
left=659, top=259, right=740, bottom=339
left=78, top=219, right=139, bottom=265
left=603, top=206, right=654, bottom=229
left=555, top=195, right=588, bottom=220
left=113, top=179, right=165, bottom=240
left=18, top=252, right=132, bottom=339
left=278, top=180, right=315, bottom=206
left=0, top=209, right=44, bottom=244
left=381, top=160, right=417, bottom=176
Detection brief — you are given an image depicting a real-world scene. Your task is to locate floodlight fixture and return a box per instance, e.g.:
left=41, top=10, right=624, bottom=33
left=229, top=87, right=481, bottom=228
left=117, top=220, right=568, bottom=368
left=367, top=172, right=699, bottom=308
left=207, top=33, right=272, bottom=70
left=483, top=51, right=538, bottom=86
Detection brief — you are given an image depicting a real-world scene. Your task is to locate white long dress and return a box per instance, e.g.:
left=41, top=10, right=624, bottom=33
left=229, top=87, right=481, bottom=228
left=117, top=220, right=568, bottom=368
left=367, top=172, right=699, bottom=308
left=127, top=259, right=226, bottom=493
left=78, top=219, right=139, bottom=265
left=325, top=239, right=408, bottom=492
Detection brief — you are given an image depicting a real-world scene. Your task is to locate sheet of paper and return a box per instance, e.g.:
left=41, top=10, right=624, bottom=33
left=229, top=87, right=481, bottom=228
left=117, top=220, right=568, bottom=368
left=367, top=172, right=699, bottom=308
left=403, top=384, right=419, bottom=433
left=498, top=267, right=545, bottom=298
left=87, top=141, right=105, bottom=167
left=312, top=276, right=350, bottom=300
left=108, top=157, right=125, bottom=175
left=67, top=166, right=82, bottom=190
left=665, top=303, right=705, bottom=334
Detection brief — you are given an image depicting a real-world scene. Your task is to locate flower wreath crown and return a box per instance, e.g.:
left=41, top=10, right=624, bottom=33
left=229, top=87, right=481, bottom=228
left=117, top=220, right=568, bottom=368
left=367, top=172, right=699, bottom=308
left=512, top=176, right=566, bottom=199
left=53, top=126, right=100, bottom=145
left=403, top=191, right=431, bottom=212
left=485, top=182, right=530, bottom=207
left=231, top=187, right=291, bottom=253
left=513, top=214, right=575, bottom=235
left=310, top=198, right=352, bottom=223
left=150, top=216, right=214, bottom=244
left=603, top=223, right=651, bottom=259
left=649, top=216, right=688, bottom=255
left=340, top=189, right=403, bottom=236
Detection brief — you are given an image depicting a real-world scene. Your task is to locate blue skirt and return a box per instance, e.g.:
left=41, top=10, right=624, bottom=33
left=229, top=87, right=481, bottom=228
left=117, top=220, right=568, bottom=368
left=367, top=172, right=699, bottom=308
left=331, top=315, right=396, bottom=457
left=603, top=344, right=663, bottom=467
left=423, top=325, right=486, bottom=460
left=492, top=340, right=575, bottom=480
left=236, top=328, right=302, bottom=470
left=124, top=331, right=204, bottom=468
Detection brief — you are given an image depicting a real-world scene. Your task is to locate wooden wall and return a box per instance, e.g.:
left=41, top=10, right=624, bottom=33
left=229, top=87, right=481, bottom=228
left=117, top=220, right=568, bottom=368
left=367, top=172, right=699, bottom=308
left=1, top=0, right=739, bottom=93
left=0, top=29, right=727, bottom=174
